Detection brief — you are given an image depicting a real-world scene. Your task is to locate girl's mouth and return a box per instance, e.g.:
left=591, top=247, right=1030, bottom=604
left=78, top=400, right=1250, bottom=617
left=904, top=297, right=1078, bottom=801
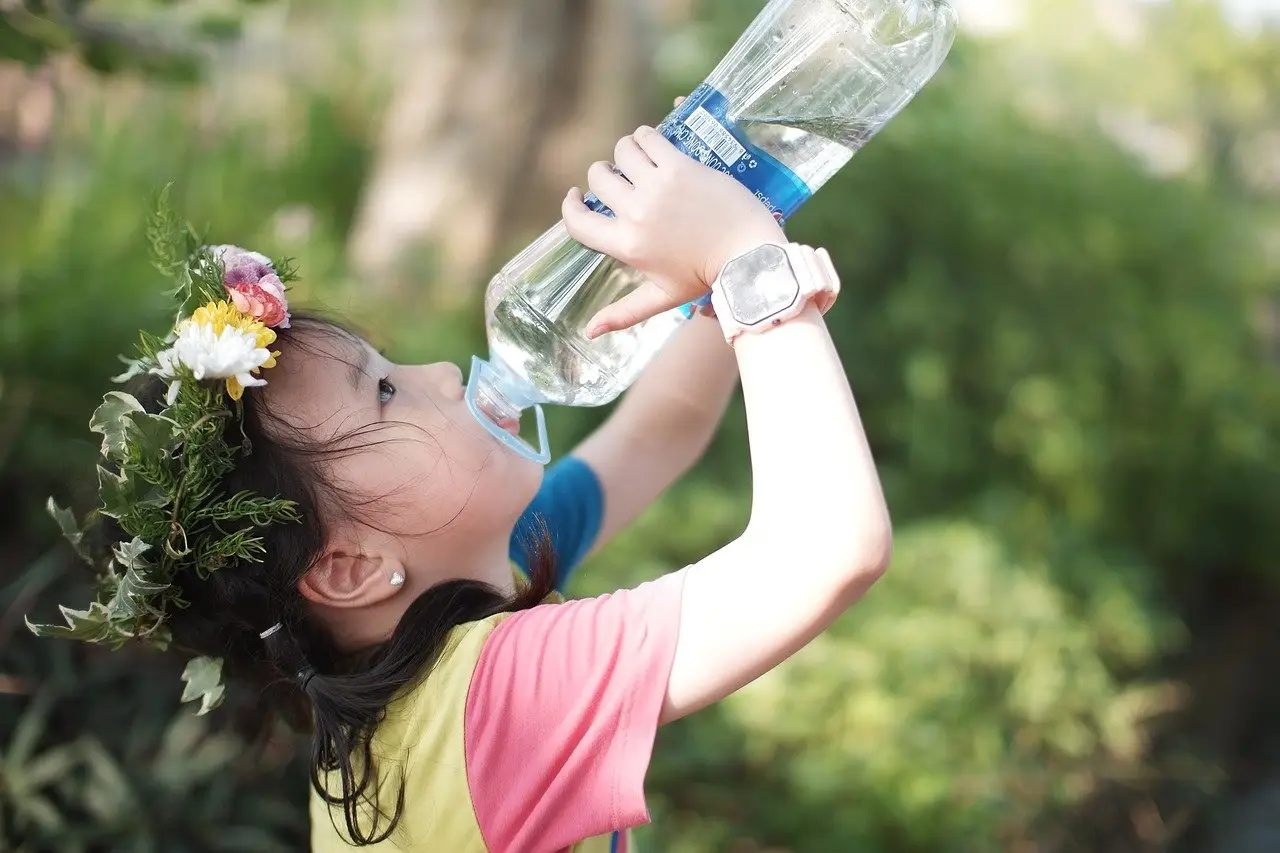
left=495, top=416, right=521, bottom=437
left=471, top=393, right=522, bottom=439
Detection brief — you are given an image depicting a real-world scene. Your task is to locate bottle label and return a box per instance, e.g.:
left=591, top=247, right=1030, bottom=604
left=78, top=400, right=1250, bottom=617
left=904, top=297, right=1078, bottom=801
left=585, top=83, right=813, bottom=225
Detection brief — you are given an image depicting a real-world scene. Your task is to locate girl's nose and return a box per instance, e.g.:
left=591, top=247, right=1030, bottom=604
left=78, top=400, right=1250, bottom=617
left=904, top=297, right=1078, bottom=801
left=424, top=361, right=465, bottom=398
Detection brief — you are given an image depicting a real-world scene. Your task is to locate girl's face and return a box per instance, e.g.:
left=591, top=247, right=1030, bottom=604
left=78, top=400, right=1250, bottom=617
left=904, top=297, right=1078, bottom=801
left=259, top=326, right=544, bottom=579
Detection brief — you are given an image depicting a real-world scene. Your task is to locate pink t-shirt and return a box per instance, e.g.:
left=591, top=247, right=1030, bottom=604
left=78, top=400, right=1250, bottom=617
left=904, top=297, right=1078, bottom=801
left=464, top=571, right=686, bottom=852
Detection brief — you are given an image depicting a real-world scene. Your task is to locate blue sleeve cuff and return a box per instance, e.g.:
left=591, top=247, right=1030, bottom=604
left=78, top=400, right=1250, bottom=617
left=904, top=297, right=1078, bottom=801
left=509, top=456, right=605, bottom=589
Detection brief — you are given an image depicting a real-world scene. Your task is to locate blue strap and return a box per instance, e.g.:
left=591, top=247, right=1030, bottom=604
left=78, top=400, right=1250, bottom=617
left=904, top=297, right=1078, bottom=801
left=679, top=292, right=714, bottom=319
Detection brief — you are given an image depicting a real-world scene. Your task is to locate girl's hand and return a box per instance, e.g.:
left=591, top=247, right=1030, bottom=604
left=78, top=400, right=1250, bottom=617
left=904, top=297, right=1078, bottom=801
left=563, top=124, right=785, bottom=338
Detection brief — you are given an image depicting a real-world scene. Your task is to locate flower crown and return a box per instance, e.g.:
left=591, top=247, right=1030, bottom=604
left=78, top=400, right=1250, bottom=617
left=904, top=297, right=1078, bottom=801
left=27, top=189, right=301, bottom=715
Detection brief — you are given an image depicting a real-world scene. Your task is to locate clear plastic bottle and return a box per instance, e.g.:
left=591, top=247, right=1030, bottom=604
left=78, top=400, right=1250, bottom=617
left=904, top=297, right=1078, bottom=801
left=467, top=0, right=957, bottom=463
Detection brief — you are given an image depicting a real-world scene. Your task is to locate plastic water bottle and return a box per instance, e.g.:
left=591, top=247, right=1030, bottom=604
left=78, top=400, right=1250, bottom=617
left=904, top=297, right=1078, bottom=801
left=467, top=0, right=957, bottom=463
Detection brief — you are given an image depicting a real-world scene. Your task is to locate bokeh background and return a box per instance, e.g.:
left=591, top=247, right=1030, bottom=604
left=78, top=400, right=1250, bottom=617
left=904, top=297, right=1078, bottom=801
left=3, top=0, right=1280, bottom=850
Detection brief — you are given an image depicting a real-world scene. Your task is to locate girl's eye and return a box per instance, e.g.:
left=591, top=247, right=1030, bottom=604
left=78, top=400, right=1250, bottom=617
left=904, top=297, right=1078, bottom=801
left=377, top=378, right=396, bottom=405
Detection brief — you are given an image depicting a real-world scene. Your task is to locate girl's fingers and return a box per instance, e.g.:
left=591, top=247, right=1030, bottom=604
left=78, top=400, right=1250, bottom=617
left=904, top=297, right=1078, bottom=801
left=585, top=281, right=681, bottom=339
left=561, top=188, right=620, bottom=256
left=585, top=160, right=634, bottom=212
left=631, top=125, right=684, bottom=168
left=614, top=135, right=657, bottom=177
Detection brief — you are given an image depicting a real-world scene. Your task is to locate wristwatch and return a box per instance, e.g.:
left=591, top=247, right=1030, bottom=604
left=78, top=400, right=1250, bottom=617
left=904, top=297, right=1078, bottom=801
left=708, top=243, right=840, bottom=345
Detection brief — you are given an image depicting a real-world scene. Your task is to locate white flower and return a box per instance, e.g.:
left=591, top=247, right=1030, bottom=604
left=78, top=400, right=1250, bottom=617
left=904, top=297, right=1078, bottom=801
left=156, top=302, right=280, bottom=401
left=151, top=349, right=184, bottom=405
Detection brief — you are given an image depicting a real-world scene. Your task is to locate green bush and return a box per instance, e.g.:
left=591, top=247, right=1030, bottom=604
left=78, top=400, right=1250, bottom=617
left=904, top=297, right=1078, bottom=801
left=1, top=81, right=367, bottom=852
left=4, top=13, right=1279, bottom=851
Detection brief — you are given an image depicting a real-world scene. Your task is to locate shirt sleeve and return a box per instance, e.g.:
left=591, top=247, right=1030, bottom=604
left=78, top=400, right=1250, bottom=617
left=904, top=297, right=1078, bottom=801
left=509, top=455, right=605, bottom=588
left=463, top=571, right=686, bottom=853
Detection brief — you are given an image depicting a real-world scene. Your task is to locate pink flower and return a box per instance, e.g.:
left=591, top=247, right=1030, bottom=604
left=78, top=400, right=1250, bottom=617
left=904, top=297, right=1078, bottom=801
left=208, top=245, right=291, bottom=329
left=227, top=273, right=291, bottom=328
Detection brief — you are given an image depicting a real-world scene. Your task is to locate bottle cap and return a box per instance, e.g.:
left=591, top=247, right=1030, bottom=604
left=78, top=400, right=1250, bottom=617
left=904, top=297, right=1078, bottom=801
left=464, top=356, right=552, bottom=465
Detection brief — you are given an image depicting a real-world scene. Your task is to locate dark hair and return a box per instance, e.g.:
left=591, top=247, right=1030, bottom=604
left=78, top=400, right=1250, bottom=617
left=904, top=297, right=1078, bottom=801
left=133, top=314, right=556, bottom=845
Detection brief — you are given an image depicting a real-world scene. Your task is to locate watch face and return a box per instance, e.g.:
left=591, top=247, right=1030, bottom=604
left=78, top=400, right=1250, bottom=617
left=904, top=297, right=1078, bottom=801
left=722, top=244, right=800, bottom=327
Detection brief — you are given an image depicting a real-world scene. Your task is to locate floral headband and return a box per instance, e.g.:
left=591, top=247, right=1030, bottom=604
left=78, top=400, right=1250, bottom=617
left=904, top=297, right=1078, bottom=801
left=27, top=190, right=300, bottom=714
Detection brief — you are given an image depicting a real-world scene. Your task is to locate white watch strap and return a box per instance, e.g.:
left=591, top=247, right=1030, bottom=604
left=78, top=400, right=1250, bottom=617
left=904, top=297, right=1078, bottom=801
left=710, top=243, right=839, bottom=344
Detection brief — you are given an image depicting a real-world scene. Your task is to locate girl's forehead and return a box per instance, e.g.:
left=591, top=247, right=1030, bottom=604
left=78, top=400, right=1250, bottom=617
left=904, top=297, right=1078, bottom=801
left=266, top=326, right=374, bottom=403
left=280, top=324, right=371, bottom=370
left=261, top=342, right=373, bottom=434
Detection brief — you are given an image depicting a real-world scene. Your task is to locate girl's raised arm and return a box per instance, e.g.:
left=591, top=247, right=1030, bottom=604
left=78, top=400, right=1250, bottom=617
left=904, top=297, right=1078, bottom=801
left=562, top=125, right=891, bottom=724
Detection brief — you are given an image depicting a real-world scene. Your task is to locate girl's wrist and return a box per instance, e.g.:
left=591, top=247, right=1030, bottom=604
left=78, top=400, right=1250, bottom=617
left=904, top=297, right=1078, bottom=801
left=703, top=227, right=788, bottom=287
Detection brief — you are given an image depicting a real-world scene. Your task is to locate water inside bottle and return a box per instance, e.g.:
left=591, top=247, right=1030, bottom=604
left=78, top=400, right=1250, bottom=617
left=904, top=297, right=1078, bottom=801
left=484, top=113, right=871, bottom=410
left=739, top=114, right=878, bottom=155
left=487, top=260, right=685, bottom=408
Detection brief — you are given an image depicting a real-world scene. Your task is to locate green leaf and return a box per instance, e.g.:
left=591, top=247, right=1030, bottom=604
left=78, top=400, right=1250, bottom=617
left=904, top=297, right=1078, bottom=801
left=197, top=14, right=242, bottom=41
left=112, top=537, right=152, bottom=570
left=15, top=791, right=64, bottom=834
left=96, top=466, right=133, bottom=519
left=201, top=491, right=299, bottom=526
left=146, top=184, right=181, bottom=271
left=111, top=355, right=151, bottom=384
left=108, top=539, right=169, bottom=622
left=89, top=391, right=145, bottom=461
left=7, top=692, right=53, bottom=767
left=0, top=17, right=53, bottom=67
left=77, top=738, right=138, bottom=822
left=272, top=255, right=300, bottom=284
left=25, top=603, right=115, bottom=645
left=188, top=246, right=230, bottom=306
left=180, top=657, right=226, bottom=716
left=148, top=625, right=174, bottom=652
left=147, top=183, right=202, bottom=287
left=46, top=498, right=90, bottom=563
left=125, top=410, right=181, bottom=459
left=96, top=465, right=166, bottom=519
left=22, top=744, right=83, bottom=789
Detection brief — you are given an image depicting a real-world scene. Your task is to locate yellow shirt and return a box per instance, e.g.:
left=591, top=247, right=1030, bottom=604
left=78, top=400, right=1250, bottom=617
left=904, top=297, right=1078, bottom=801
left=309, top=606, right=630, bottom=853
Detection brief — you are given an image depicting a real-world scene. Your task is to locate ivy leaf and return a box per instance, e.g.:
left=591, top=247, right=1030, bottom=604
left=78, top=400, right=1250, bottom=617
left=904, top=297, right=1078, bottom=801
left=107, top=538, right=169, bottom=622
left=96, top=466, right=134, bottom=519
left=146, top=625, right=173, bottom=652
left=26, top=603, right=115, bottom=645
left=89, top=392, right=145, bottom=462
left=113, top=538, right=152, bottom=569
left=180, top=657, right=226, bottom=716
left=125, top=410, right=181, bottom=460
left=46, top=498, right=91, bottom=564
left=96, top=465, right=166, bottom=519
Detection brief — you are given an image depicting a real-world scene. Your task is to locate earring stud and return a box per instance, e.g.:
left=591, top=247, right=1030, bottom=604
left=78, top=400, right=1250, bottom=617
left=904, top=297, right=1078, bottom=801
left=390, top=571, right=405, bottom=587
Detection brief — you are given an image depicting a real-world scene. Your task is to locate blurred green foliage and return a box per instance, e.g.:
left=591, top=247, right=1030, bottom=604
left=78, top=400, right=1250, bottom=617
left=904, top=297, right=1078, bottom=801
left=0, top=0, right=274, bottom=81
left=3, top=0, right=1279, bottom=851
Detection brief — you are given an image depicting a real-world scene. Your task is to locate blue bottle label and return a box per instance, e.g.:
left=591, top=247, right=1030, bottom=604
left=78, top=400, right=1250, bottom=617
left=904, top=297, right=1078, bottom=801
left=585, top=83, right=813, bottom=224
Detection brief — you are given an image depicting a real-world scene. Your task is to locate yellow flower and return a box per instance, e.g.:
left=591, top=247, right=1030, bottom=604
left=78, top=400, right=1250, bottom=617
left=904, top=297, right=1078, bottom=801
left=161, top=301, right=282, bottom=401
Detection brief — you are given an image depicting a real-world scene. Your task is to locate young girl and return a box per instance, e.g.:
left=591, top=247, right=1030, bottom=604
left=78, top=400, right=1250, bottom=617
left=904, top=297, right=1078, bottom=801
left=36, top=125, right=890, bottom=852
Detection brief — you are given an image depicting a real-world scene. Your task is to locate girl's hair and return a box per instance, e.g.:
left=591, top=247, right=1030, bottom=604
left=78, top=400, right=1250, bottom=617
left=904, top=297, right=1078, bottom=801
left=133, top=315, right=557, bottom=845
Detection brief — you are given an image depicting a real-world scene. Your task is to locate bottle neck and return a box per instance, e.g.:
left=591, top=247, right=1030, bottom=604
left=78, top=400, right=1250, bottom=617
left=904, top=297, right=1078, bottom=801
left=464, top=355, right=552, bottom=465
left=470, top=354, right=534, bottom=416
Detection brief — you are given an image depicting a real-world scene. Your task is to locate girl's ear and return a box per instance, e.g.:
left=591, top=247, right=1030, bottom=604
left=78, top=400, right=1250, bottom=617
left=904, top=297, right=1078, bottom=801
left=298, top=548, right=406, bottom=609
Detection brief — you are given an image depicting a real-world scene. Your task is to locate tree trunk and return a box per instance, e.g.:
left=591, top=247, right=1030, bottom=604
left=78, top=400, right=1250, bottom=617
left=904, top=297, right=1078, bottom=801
left=0, top=62, right=58, bottom=163
left=347, top=0, right=658, bottom=301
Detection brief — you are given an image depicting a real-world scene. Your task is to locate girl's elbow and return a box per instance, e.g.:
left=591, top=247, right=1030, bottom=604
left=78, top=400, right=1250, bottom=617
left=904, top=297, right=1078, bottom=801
left=860, top=519, right=894, bottom=579
left=836, top=513, right=893, bottom=593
